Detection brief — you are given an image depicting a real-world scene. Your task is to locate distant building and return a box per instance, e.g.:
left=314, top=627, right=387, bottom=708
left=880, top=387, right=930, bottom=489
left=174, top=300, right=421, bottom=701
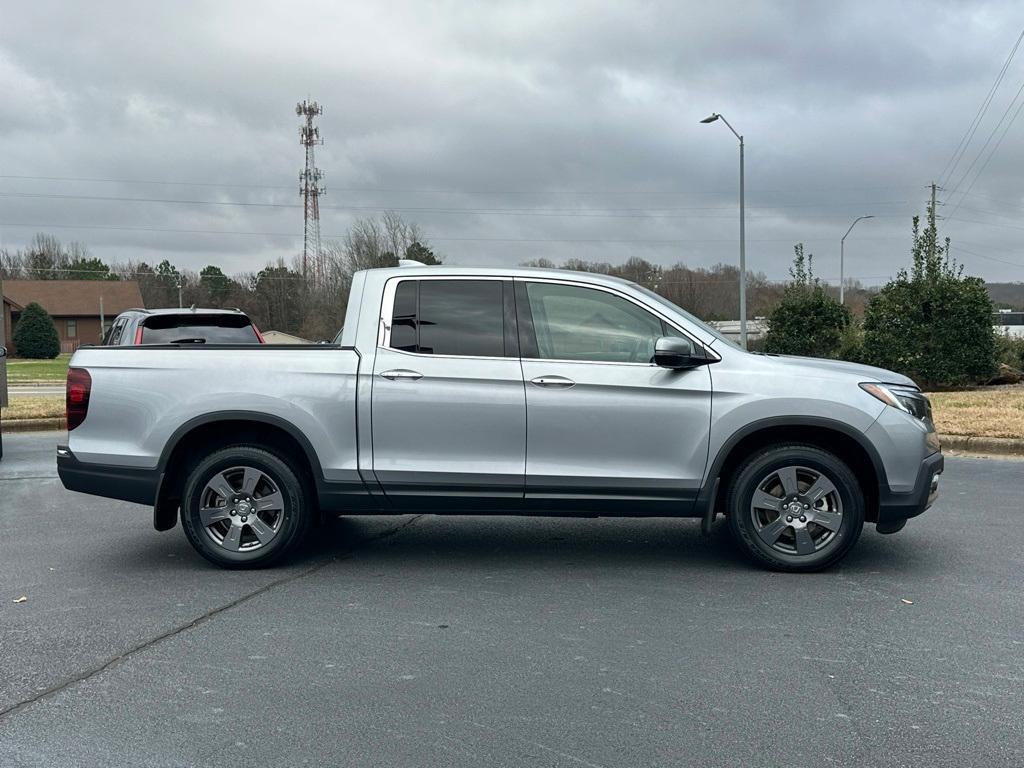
left=261, top=330, right=311, bottom=345
left=994, top=309, right=1024, bottom=338
left=707, top=318, right=769, bottom=344
left=2, top=280, right=145, bottom=355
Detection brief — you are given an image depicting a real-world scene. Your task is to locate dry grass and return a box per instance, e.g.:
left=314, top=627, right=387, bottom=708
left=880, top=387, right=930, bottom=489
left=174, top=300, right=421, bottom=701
left=1, top=395, right=64, bottom=421
left=926, top=386, right=1024, bottom=439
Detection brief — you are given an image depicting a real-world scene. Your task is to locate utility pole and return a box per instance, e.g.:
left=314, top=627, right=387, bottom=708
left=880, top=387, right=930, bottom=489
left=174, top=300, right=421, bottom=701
left=929, top=181, right=939, bottom=262
left=297, top=100, right=326, bottom=285
left=176, top=280, right=183, bottom=308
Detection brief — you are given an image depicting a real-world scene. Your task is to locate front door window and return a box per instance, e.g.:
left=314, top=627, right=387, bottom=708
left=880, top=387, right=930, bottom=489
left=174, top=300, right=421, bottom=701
left=521, top=281, right=672, bottom=364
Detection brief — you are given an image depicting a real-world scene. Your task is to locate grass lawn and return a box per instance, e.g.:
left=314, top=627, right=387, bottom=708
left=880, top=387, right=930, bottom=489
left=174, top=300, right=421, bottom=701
left=926, top=386, right=1024, bottom=439
left=1, top=395, right=65, bottom=420
left=6, top=354, right=71, bottom=382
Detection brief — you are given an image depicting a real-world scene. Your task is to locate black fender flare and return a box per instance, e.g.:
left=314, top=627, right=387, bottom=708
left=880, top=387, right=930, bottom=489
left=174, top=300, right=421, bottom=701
left=153, top=410, right=328, bottom=531
left=697, top=416, right=888, bottom=532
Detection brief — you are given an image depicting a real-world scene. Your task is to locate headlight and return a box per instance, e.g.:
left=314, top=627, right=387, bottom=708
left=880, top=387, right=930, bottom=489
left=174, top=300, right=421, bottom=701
left=860, top=382, right=932, bottom=421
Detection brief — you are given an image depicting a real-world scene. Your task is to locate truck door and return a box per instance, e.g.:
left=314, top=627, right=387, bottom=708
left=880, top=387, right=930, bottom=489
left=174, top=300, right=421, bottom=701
left=515, top=278, right=712, bottom=513
left=370, top=276, right=526, bottom=509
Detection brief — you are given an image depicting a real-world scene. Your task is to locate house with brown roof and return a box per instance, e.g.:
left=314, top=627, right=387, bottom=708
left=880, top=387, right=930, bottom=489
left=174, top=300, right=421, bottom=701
left=2, top=280, right=145, bottom=356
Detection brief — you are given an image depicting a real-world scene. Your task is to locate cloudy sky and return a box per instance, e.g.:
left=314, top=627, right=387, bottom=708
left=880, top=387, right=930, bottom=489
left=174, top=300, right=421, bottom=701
left=1, top=0, right=1023, bottom=284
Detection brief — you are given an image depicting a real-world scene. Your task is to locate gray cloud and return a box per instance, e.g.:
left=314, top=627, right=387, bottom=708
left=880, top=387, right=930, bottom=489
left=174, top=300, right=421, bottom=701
left=1, top=0, right=1022, bottom=283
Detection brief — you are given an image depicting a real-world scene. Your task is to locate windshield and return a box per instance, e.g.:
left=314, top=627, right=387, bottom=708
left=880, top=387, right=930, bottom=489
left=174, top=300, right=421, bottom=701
left=631, top=284, right=743, bottom=350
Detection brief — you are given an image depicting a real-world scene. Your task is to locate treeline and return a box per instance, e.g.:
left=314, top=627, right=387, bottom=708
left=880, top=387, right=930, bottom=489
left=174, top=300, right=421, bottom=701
left=0, top=214, right=440, bottom=341
left=0, top=215, right=900, bottom=341
left=520, top=258, right=880, bottom=320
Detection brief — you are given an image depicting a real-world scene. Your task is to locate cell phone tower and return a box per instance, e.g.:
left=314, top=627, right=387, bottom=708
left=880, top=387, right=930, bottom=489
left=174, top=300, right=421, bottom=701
left=297, top=100, right=325, bottom=284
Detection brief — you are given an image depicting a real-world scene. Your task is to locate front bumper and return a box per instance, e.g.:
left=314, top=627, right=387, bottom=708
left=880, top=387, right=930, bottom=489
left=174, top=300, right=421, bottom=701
left=876, top=450, right=943, bottom=525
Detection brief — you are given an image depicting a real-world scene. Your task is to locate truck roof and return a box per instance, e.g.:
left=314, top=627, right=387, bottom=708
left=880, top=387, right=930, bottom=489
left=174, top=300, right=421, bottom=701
left=362, top=264, right=640, bottom=290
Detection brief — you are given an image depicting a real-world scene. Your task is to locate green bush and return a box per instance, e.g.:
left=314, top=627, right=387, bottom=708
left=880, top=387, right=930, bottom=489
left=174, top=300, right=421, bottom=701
left=837, top=321, right=865, bottom=363
left=12, top=302, right=60, bottom=359
left=862, top=209, right=996, bottom=388
left=764, top=244, right=852, bottom=359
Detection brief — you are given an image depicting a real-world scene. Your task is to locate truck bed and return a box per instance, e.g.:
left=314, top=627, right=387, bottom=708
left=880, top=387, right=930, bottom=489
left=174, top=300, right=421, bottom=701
left=66, top=344, right=361, bottom=479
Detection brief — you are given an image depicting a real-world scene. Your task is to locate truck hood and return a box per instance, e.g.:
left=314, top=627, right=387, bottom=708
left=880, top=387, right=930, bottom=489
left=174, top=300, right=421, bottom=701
left=756, top=354, right=918, bottom=388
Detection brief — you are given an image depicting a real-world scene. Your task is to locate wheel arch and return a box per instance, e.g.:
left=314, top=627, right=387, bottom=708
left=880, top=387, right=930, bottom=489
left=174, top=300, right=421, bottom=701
left=699, top=417, right=885, bottom=529
left=153, top=411, right=323, bottom=531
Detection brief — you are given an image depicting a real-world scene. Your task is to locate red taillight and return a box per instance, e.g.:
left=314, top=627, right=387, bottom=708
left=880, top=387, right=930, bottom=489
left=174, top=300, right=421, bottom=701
left=253, top=324, right=266, bottom=344
left=134, top=326, right=144, bottom=345
left=66, top=368, right=92, bottom=431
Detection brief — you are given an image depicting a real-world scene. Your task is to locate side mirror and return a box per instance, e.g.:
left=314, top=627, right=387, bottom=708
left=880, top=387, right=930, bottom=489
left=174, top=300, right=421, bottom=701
left=654, top=336, right=707, bottom=369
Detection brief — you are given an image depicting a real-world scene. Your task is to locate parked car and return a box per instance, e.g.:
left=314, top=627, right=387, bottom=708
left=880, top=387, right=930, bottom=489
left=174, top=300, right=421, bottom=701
left=102, top=307, right=265, bottom=346
left=57, top=263, right=942, bottom=571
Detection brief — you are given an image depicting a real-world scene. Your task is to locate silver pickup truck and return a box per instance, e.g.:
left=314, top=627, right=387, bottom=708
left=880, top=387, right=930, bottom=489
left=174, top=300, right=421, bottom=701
left=57, top=264, right=943, bottom=571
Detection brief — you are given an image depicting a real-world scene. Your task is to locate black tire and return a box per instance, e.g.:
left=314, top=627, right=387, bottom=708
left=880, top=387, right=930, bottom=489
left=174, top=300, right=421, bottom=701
left=726, top=444, right=864, bottom=572
left=180, top=445, right=312, bottom=569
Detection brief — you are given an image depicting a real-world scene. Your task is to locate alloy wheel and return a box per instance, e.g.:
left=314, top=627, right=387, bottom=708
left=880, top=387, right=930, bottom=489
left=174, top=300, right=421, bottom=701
left=199, top=465, right=285, bottom=552
left=749, top=465, right=843, bottom=556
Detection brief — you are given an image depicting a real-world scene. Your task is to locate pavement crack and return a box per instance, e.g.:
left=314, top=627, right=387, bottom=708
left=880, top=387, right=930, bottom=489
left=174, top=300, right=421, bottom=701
left=0, top=513, right=424, bottom=722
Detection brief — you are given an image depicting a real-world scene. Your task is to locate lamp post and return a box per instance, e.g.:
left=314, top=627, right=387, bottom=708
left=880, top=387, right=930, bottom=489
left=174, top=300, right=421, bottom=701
left=840, top=215, right=874, bottom=305
left=701, top=112, right=746, bottom=348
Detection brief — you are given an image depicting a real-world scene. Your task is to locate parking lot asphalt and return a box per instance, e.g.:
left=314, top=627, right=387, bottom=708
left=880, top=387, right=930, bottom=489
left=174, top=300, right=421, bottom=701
left=1, top=430, right=1022, bottom=767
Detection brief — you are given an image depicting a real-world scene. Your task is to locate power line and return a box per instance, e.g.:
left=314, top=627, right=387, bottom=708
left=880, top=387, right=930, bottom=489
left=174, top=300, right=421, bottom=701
left=0, top=190, right=916, bottom=217
left=949, top=244, right=1024, bottom=268
left=0, top=174, right=293, bottom=190
left=949, top=216, right=1024, bottom=233
left=946, top=92, right=1024, bottom=220
left=0, top=220, right=912, bottom=245
left=938, top=28, right=1024, bottom=187
left=947, top=77, right=1024, bottom=201
left=0, top=173, right=924, bottom=197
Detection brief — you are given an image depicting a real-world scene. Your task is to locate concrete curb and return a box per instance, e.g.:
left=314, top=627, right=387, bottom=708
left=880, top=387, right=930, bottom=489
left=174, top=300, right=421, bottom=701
left=940, top=435, right=1024, bottom=457
left=2, top=417, right=66, bottom=433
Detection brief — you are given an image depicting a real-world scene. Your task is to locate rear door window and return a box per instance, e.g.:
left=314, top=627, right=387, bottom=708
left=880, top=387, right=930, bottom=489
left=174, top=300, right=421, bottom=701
left=140, top=315, right=260, bottom=344
left=386, top=279, right=505, bottom=357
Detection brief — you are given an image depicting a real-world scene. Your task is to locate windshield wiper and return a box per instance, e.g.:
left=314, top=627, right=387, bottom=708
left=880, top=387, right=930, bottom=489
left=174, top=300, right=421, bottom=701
left=169, top=337, right=207, bottom=344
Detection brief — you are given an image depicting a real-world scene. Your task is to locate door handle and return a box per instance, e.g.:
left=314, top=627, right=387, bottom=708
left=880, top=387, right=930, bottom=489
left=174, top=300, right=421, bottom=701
left=379, top=369, right=423, bottom=381
left=530, top=375, right=575, bottom=388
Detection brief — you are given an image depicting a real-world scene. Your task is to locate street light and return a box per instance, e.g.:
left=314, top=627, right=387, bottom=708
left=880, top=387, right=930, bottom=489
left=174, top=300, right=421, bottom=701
left=840, top=215, right=874, bottom=304
left=701, top=112, right=747, bottom=349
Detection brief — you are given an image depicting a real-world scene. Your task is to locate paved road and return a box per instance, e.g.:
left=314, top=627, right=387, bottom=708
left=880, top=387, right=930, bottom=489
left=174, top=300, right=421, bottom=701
left=1, top=430, right=1022, bottom=767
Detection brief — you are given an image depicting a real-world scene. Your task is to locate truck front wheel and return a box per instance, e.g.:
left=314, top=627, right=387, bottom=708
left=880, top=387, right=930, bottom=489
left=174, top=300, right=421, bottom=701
left=180, top=445, right=312, bottom=568
left=726, top=444, right=864, bottom=572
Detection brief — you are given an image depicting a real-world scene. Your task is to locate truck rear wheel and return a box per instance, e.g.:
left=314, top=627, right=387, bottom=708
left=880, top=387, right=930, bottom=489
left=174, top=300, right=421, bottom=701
left=180, top=445, right=312, bottom=569
left=726, top=444, right=864, bottom=572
